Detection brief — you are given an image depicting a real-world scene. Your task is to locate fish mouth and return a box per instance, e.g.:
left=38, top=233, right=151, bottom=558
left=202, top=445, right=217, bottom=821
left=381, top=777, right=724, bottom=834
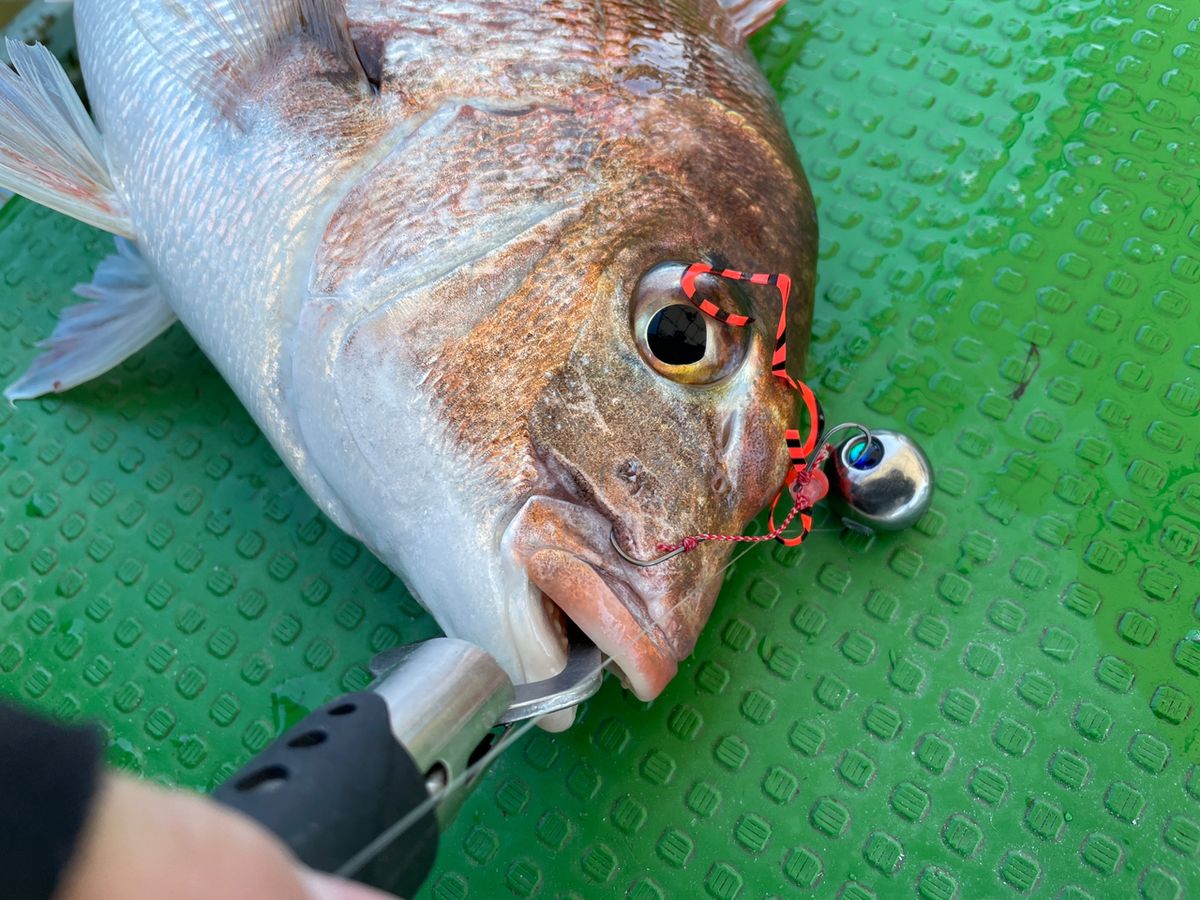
left=502, top=495, right=681, bottom=705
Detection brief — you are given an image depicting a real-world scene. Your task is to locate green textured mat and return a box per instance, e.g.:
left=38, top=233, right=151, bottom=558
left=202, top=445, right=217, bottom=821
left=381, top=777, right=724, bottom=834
left=3, top=1, right=1200, bottom=897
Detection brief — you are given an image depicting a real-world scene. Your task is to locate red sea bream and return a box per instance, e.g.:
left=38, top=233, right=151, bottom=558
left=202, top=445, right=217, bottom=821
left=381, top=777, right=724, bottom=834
left=0, top=0, right=816, bottom=726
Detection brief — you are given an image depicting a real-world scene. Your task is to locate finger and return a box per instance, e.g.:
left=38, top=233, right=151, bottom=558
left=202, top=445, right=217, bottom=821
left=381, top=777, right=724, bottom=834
left=57, top=775, right=398, bottom=900
left=302, top=870, right=401, bottom=900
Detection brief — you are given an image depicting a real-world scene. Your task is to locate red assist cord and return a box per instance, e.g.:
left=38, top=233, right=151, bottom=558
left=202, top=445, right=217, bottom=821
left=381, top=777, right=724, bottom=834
left=611, top=262, right=866, bottom=568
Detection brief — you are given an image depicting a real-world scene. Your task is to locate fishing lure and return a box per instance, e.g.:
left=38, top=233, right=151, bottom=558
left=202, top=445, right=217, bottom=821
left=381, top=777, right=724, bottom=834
left=612, top=262, right=933, bottom=567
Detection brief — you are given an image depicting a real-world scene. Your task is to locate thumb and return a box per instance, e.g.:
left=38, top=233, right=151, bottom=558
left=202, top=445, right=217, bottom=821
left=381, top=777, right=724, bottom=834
left=58, top=774, right=401, bottom=900
left=303, top=870, right=404, bottom=900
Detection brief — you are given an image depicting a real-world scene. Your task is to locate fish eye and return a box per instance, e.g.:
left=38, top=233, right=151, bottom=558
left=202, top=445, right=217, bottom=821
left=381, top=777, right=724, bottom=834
left=632, top=263, right=749, bottom=385
left=646, top=304, right=707, bottom=365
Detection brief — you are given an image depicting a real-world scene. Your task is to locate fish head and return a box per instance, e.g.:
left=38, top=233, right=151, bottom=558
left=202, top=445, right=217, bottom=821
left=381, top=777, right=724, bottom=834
left=294, top=71, right=814, bottom=723
left=505, top=96, right=818, bottom=703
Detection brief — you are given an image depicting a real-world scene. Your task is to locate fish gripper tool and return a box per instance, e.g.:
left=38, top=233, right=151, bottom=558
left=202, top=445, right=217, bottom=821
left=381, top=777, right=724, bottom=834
left=213, top=635, right=603, bottom=897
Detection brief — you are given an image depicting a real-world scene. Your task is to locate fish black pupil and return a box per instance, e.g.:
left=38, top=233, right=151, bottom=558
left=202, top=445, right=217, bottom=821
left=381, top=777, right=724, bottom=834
left=647, top=304, right=707, bottom=366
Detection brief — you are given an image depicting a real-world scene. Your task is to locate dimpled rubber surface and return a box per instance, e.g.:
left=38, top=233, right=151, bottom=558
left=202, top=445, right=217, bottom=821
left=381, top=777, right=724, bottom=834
left=2, top=0, right=1200, bottom=897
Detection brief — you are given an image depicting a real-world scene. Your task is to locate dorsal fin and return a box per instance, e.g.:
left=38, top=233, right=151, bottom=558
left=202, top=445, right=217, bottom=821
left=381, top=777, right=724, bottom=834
left=715, top=0, right=787, bottom=43
left=133, top=0, right=367, bottom=112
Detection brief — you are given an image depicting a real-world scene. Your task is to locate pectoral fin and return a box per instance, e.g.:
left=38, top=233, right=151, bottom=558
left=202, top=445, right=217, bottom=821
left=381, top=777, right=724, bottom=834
left=5, top=238, right=176, bottom=401
left=0, top=40, right=132, bottom=237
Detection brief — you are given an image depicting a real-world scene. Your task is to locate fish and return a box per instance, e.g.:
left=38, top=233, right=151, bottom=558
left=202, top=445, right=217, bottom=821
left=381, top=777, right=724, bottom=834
left=0, top=0, right=817, bottom=727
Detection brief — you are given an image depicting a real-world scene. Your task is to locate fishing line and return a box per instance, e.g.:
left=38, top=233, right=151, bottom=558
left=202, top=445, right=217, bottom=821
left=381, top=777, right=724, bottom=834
left=630, top=518, right=842, bottom=664
left=335, top=656, right=617, bottom=881
left=717, top=538, right=761, bottom=576
left=611, top=262, right=863, bottom=567
left=334, top=714, right=539, bottom=880
left=336, top=261, right=846, bottom=884
left=335, top=519, right=845, bottom=883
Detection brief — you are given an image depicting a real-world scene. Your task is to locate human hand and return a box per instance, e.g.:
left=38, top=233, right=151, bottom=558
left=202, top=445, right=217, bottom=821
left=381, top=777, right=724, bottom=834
left=57, top=773, right=398, bottom=900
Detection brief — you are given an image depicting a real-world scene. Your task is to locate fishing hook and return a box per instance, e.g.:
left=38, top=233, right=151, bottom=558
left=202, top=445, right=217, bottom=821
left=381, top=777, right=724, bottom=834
left=609, top=529, right=690, bottom=567
left=607, top=422, right=873, bottom=567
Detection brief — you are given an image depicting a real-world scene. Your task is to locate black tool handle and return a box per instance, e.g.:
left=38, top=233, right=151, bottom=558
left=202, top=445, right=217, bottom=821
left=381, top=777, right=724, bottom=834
left=213, top=691, right=439, bottom=898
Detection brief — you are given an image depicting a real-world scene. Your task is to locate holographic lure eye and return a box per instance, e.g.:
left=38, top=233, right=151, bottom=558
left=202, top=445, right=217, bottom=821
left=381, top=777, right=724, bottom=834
left=631, top=263, right=749, bottom=385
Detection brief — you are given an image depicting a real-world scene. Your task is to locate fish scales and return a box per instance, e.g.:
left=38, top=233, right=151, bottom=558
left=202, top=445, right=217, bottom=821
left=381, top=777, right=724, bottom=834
left=2, top=0, right=815, bottom=727
left=79, top=7, right=391, bottom=530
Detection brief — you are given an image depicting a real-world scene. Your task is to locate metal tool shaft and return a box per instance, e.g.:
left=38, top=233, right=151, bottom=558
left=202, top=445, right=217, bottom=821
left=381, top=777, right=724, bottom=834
left=214, top=635, right=604, bottom=895
left=213, top=639, right=512, bottom=894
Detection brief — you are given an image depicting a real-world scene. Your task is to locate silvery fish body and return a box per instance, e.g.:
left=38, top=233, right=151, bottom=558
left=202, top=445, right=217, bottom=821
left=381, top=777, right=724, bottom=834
left=1, top=0, right=815, bottom=723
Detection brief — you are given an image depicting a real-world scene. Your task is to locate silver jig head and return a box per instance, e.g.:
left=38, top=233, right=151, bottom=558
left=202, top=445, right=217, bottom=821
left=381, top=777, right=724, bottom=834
left=831, top=428, right=935, bottom=532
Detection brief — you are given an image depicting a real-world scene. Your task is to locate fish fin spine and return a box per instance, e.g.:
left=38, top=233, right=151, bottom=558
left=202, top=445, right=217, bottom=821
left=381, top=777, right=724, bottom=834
left=132, top=0, right=367, bottom=110
left=0, top=40, right=133, bottom=237
left=5, top=237, right=176, bottom=402
left=298, top=0, right=363, bottom=73
left=715, top=0, right=788, bottom=42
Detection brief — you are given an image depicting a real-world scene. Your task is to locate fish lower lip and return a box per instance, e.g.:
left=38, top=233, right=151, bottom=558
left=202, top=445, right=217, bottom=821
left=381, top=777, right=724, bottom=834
left=527, top=549, right=678, bottom=701
left=503, top=495, right=680, bottom=700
